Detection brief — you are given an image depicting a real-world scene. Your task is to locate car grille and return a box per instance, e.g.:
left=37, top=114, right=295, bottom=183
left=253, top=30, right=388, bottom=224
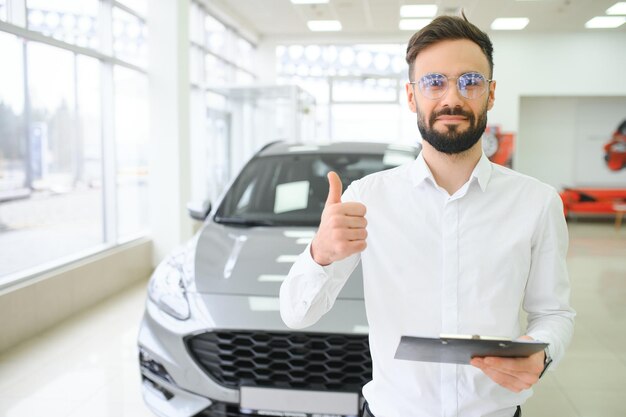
left=186, top=330, right=372, bottom=392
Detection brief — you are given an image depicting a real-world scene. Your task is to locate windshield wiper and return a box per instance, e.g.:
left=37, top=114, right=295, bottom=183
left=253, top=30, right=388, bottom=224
left=213, top=216, right=277, bottom=227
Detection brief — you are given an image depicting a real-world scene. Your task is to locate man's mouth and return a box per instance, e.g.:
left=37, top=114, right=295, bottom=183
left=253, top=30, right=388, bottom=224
left=436, top=115, right=467, bottom=123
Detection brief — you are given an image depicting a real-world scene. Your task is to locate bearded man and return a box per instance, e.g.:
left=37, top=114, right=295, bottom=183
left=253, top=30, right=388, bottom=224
left=280, top=14, right=575, bottom=417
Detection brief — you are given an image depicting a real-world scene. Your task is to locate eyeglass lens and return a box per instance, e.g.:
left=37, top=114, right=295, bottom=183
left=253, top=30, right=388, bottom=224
left=418, top=72, right=488, bottom=99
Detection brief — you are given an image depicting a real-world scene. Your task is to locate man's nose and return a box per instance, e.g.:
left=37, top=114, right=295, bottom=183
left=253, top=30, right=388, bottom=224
left=438, top=80, right=465, bottom=108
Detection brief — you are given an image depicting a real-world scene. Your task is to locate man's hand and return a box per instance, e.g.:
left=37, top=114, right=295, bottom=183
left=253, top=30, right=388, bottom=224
left=310, top=171, right=368, bottom=266
left=470, top=336, right=546, bottom=393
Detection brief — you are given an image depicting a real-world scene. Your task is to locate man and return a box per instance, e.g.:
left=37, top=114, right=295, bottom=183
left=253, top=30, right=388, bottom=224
left=280, top=14, right=574, bottom=417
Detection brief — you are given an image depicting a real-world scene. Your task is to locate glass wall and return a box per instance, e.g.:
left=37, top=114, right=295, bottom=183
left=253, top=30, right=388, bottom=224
left=117, top=0, right=147, bottom=17
left=189, top=1, right=257, bottom=202
left=113, top=6, right=148, bottom=67
left=114, top=66, right=149, bottom=238
left=0, top=0, right=7, bottom=21
left=26, top=0, right=100, bottom=49
left=0, top=0, right=148, bottom=282
left=0, top=32, right=25, bottom=202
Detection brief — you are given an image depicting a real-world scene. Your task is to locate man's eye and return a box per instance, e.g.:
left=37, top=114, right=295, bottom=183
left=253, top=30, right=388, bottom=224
left=461, top=74, right=484, bottom=87
left=425, top=77, right=445, bottom=88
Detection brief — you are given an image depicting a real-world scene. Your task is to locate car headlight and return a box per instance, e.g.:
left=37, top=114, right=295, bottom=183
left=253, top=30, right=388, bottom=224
left=148, top=259, right=190, bottom=320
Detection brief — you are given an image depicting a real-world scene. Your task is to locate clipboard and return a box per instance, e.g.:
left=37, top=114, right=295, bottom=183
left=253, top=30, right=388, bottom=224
left=394, top=334, right=548, bottom=365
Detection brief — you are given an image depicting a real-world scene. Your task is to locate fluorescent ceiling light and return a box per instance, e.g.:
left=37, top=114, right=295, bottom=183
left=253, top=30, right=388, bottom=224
left=291, top=0, right=329, bottom=4
left=606, top=2, right=626, bottom=15
left=490, top=17, right=529, bottom=30
left=400, top=4, right=437, bottom=18
left=585, top=16, right=626, bottom=28
left=399, top=19, right=432, bottom=31
left=307, top=20, right=342, bottom=31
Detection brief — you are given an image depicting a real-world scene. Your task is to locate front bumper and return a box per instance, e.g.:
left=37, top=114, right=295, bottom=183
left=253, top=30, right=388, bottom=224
left=138, top=293, right=369, bottom=417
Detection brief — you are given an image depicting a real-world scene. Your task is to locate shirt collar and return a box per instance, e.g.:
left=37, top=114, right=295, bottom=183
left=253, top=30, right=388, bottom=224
left=410, top=152, right=434, bottom=188
left=472, top=151, right=493, bottom=192
left=410, top=150, right=493, bottom=192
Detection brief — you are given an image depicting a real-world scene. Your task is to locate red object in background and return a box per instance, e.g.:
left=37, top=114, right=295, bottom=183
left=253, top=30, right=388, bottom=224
left=604, top=120, right=626, bottom=171
left=482, top=125, right=515, bottom=168
left=559, top=188, right=626, bottom=217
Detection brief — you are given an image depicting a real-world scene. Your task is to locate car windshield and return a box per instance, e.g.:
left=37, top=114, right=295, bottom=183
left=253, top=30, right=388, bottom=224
left=214, top=150, right=418, bottom=227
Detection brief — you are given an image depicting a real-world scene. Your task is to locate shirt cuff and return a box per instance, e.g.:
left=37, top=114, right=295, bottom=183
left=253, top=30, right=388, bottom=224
left=301, top=242, right=335, bottom=276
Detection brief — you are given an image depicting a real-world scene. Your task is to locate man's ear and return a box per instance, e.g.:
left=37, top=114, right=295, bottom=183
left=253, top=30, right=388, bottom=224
left=406, top=82, right=417, bottom=113
left=487, top=80, right=496, bottom=111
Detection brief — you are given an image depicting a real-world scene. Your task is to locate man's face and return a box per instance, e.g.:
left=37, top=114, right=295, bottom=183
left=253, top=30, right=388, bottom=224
left=405, top=39, right=496, bottom=154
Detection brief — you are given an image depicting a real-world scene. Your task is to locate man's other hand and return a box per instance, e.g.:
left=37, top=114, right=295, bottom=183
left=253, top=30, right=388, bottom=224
left=310, top=171, right=368, bottom=266
left=470, top=336, right=546, bottom=393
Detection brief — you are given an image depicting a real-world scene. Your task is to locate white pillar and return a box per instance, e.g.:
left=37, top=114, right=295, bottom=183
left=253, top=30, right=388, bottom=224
left=148, top=0, right=193, bottom=264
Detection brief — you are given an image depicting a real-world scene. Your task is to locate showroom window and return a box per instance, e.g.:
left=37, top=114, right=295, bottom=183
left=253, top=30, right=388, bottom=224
left=0, top=0, right=149, bottom=284
left=114, top=65, right=149, bottom=239
left=188, top=1, right=257, bottom=203
left=26, top=0, right=100, bottom=49
left=112, top=5, right=148, bottom=68
left=276, top=44, right=416, bottom=142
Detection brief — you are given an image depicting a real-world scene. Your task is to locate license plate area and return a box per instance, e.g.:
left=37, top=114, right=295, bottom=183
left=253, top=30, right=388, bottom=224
left=240, top=386, right=360, bottom=416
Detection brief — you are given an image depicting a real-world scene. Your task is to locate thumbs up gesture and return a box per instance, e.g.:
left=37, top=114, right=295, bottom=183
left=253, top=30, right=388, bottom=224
left=311, top=171, right=368, bottom=266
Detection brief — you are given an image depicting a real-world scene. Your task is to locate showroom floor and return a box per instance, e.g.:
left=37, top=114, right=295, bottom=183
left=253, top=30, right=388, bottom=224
left=0, top=221, right=624, bottom=417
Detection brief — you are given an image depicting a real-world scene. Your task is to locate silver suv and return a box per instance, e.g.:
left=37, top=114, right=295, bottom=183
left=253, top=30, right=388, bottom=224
left=138, top=141, right=421, bottom=417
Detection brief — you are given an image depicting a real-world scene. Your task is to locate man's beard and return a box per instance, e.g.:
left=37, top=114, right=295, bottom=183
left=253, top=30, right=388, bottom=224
left=417, top=105, right=488, bottom=155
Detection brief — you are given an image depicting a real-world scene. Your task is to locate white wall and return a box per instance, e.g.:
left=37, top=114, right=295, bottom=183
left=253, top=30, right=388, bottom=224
left=490, top=32, right=626, bottom=188
left=516, top=97, right=578, bottom=188
left=517, top=96, right=626, bottom=189
left=488, top=32, right=626, bottom=132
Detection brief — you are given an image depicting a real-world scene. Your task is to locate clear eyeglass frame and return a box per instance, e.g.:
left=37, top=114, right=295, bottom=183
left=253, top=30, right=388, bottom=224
left=409, top=72, right=493, bottom=100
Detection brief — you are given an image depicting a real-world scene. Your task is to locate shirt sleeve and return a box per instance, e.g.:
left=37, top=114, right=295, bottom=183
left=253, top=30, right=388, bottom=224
left=523, top=189, right=576, bottom=369
left=279, top=183, right=363, bottom=329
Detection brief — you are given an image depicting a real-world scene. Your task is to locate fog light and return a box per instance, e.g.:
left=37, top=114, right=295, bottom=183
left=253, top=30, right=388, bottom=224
left=142, top=376, right=174, bottom=401
left=139, top=346, right=175, bottom=384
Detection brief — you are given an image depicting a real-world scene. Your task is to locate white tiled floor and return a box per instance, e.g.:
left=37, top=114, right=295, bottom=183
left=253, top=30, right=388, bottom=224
left=0, top=282, right=154, bottom=417
left=0, top=221, right=625, bottom=417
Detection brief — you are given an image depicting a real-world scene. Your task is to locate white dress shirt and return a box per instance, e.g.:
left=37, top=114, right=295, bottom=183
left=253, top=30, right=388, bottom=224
left=280, top=152, right=575, bottom=417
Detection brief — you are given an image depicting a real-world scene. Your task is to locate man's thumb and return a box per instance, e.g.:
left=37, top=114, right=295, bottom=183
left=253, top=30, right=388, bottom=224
left=326, top=171, right=342, bottom=205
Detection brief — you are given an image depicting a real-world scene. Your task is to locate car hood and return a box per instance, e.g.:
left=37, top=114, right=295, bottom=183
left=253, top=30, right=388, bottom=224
left=193, top=221, right=364, bottom=299
left=188, top=293, right=368, bottom=334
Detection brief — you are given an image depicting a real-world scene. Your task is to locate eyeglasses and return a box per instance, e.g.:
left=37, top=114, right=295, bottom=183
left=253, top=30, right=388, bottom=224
left=410, top=72, right=492, bottom=100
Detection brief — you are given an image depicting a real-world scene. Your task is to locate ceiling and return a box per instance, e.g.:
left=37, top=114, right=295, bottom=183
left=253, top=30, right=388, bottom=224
left=210, top=0, right=626, bottom=40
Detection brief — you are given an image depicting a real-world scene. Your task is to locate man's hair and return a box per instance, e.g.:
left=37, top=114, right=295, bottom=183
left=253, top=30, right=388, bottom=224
left=405, top=13, right=494, bottom=81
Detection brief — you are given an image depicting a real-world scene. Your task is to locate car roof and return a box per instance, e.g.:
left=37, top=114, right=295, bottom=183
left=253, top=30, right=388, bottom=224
left=256, top=141, right=420, bottom=157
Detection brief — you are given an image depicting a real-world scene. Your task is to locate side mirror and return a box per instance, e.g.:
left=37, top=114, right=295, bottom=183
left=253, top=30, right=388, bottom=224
left=187, top=199, right=212, bottom=221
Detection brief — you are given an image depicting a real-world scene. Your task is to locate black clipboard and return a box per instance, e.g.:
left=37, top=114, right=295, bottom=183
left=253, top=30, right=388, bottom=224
left=394, top=334, right=548, bottom=365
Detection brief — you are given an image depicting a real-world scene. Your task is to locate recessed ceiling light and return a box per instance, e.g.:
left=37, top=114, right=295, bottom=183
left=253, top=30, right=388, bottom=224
left=585, top=16, right=626, bottom=28
left=399, top=18, right=432, bottom=31
left=291, top=0, right=330, bottom=4
left=400, top=5, right=438, bottom=18
left=490, top=17, right=530, bottom=30
left=307, top=20, right=342, bottom=31
left=606, top=2, right=626, bottom=15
